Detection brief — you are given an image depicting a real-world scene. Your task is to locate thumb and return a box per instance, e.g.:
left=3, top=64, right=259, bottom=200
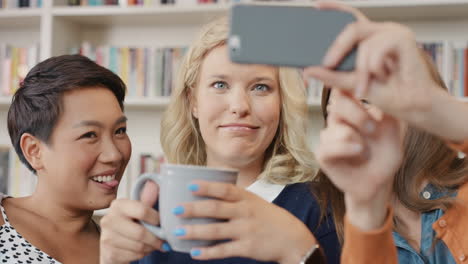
left=140, top=181, right=159, bottom=208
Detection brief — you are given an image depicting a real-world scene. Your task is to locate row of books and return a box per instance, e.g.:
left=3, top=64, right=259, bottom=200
left=66, top=0, right=240, bottom=6
left=0, top=0, right=42, bottom=8
left=1, top=42, right=467, bottom=100
left=74, top=43, right=187, bottom=98
left=0, top=44, right=40, bottom=97
left=449, top=45, right=468, bottom=98
left=0, top=147, right=37, bottom=197
left=0, top=0, right=272, bottom=8
left=419, top=42, right=468, bottom=98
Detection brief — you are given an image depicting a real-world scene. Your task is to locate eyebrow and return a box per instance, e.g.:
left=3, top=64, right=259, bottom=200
left=251, top=77, right=275, bottom=83
left=73, top=116, right=128, bottom=128
left=209, top=74, right=229, bottom=80
left=209, top=75, right=275, bottom=83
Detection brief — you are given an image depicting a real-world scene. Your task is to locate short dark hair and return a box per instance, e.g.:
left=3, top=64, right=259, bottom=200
left=7, top=54, right=127, bottom=173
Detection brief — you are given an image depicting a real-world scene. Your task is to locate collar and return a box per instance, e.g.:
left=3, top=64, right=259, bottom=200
left=246, top=179, right=286, bottom=203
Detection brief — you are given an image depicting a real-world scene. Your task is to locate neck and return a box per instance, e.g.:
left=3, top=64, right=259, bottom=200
left=24, top=180, right=95, bottom=234
left=392, top=197, right=422, bottom=250
left=207, top=157, right=264, bottom=189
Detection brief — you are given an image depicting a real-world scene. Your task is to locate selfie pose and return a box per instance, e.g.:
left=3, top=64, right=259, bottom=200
left=0, top=55, right=131, bottom=264
left=306, top=2, right=468, bottom=263
left=99, top=17, right=340, bottom=264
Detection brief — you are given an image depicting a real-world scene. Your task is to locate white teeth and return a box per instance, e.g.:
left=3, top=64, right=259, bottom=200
left=92, top=174, right=116, bottom=183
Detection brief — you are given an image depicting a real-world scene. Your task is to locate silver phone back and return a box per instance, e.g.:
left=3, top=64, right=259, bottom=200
left=229, top=4, right=356, bottom=71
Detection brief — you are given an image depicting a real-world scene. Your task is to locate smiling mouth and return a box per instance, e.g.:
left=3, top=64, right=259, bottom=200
left=219, top=124, right=260, bottom=130
left=91, top=174, right=116, bottom=183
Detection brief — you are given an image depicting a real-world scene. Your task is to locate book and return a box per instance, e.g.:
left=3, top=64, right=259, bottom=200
left=0, top=146, right=9, bottom=195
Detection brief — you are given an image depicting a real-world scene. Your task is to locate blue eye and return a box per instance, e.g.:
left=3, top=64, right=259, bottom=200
left=253, top=84, right=269, bottom=92
left=213, top=81, right=228, bottom=90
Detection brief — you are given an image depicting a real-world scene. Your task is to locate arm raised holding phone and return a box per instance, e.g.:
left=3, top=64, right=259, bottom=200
left=305, top=1, right=468, bottom=150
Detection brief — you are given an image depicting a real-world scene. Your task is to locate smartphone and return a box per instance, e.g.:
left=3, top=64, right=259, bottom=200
left=228, top=3, right=357, bottom=71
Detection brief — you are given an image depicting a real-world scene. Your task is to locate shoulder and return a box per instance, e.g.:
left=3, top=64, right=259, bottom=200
left=273, top=182, right=325, bottom=223
left=273, top=182, right=319, bottom=208
left=274, top=182, right=337, bottom=237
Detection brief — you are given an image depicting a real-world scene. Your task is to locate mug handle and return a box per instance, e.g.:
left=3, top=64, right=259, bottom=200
left=131, top=173, right=166, bottom=240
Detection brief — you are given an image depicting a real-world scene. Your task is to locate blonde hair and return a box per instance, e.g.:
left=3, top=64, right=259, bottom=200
left=160, top=17, right=317, bottom=184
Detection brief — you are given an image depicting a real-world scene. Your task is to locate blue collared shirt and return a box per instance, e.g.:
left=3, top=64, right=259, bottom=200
left=393, top=184, right=457, bottom=264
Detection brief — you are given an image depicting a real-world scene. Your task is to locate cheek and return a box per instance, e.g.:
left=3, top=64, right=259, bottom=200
left=118, top=138, right=132, bottom=163
left=257, top=100, right=281, bottom=124
left=197, top=102, right=223, bottom=128
left=72, top=145, right=100, bottom=170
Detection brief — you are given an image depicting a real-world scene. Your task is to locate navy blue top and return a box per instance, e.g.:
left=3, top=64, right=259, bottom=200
left=132, top=182, right=340, bottom=264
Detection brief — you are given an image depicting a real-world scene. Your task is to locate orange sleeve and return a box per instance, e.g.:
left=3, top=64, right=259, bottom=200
left=341, top=208, right=398, bottom=264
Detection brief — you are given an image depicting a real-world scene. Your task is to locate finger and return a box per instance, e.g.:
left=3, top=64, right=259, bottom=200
left=101, top=229, right=161, bottom=255
left=189, top=240, right=252, bottom=261
left=330, top=90, right=377, bottom=135
left=314, top=1, right=369, bottom=22
left=176, top=199, right=239, bottom=219
left=189, top=181, right=243, bottom=202
left=140, top=180, right=159, bottom=208
left=177, top=222, right=238, bottom=241
left=322, top=21, right=377, bottom=69
left=100, top=248, right=148, bottom=264
left=102, top=212, right=163, bottom=249
left=365, top=30, right=401, bottom=82
left=318, top=126, right=364, bottom=159
left=108, top=199, right=160, bottom=226
left=303, top=66, right=356, bottom=92
left=355, top=41, right=371, bottom=98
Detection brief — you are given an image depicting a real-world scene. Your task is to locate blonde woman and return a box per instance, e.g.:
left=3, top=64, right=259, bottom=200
left=99, top=17, right=339, bottom=264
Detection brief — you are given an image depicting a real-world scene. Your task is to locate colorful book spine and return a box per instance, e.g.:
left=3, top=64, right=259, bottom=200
left=71, top=43, right=188, bottom=99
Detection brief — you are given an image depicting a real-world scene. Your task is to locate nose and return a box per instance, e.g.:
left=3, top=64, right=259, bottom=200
left=229, top=87, right=251, bottom=117
left=99, top=138, right=123, bottom=165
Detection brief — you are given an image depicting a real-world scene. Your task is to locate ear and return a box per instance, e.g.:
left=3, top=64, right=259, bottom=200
left=188, top=87, right=199, bottom=119
left=20, top=133, right=45, bottom=172
left=192, top=105, right=198, bottom=119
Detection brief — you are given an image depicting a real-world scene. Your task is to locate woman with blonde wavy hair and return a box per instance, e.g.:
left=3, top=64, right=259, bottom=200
left=99, top=16, right=340, bottom=264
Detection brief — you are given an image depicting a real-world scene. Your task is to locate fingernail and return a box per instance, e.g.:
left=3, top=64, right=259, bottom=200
left=188, top=183, right=199, bottom=192
left=162, top=242, right=171, bottom=252
left=365, top=121, right=375, bottom=134
left=172, top=206, right=185, bottom=215
left=352, top=144, right=363, bottom=153
left=173, top=228, right=186, bottom=237
left=191, top=249, right=202, bottom=257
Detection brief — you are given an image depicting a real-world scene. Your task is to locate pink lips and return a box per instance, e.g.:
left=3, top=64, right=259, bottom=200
left=219, top=123, right=259, bottom=129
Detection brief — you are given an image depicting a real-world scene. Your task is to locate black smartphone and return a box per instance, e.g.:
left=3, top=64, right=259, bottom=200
left=229, top=3, right=356, bottom=71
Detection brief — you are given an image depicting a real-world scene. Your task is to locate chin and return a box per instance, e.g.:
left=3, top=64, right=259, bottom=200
left=87, top=194, right=117, bottom=211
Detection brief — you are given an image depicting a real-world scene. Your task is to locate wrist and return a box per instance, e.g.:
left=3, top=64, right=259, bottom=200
left=415, top=87, right=468, bottom=142
left=278, top=231, right=317, bottom=264
left=344, top=188, right=391, bottom=231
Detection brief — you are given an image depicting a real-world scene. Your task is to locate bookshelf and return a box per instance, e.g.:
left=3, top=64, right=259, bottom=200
left=1, top=1, right=468, bottom=213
